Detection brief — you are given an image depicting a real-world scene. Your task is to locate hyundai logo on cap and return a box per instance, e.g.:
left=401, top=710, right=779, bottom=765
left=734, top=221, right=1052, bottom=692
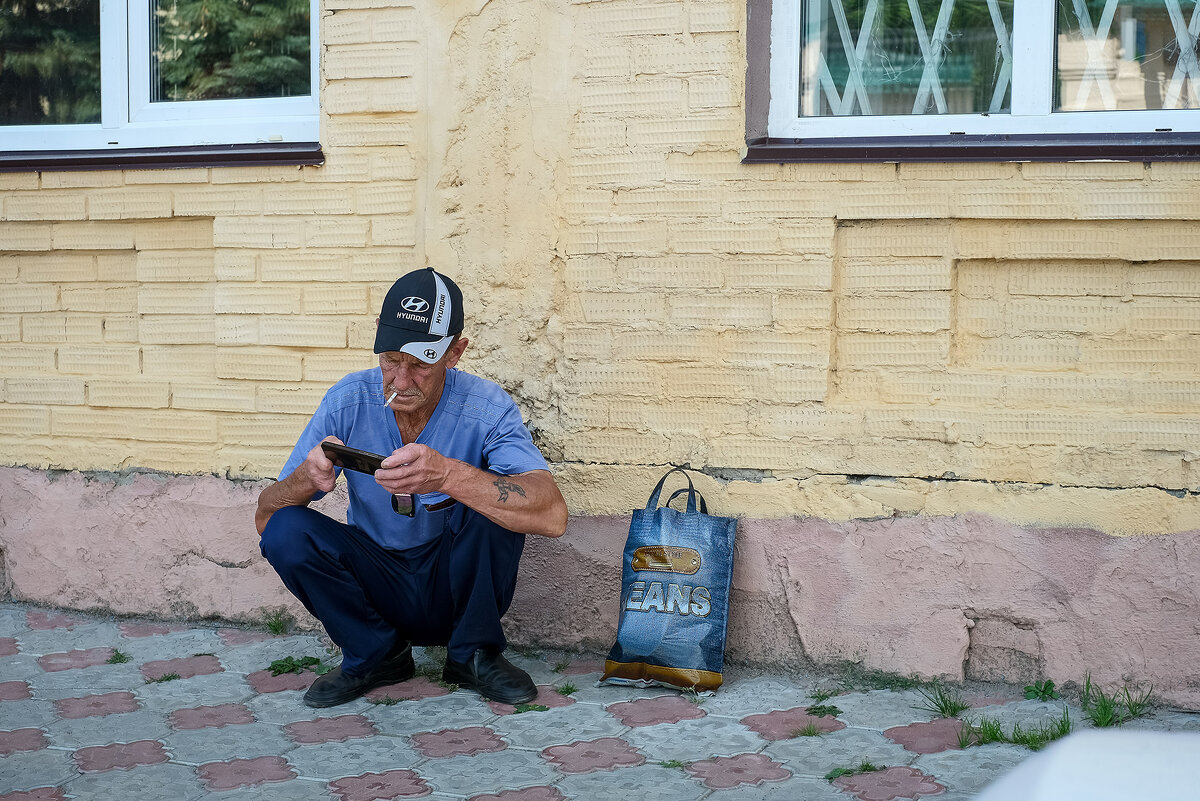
left=401, top=297, right=429, bottom=313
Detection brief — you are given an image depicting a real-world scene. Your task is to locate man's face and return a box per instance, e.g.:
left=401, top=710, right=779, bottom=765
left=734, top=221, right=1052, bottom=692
left=378, top=337, right=467, bottom=418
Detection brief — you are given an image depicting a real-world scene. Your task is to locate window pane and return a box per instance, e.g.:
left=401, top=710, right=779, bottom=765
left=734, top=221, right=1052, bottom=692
left=0, top=0, right=101, bottom=125
left=151, top=0, right=311, bottom=103
left=800, top=0, right=1015, bottom=116
left=1056, top=0, right=1200, bottom=111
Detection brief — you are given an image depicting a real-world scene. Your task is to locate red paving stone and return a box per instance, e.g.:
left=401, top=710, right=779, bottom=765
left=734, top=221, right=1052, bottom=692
left=489, top=685, right=576, bottom=715
left=25, top=611, right=79, bottom=630
left=118, top=622, right=181, bottom=637
left=328, top=769, right=432, bottom=800
left=217, top=629, right=276, bottom=645
left=541, top=737, right=645, bottom=774
left=884, top=718, right=967, bottom=754
left=197, top=756, right=296, bottom=791
left=606, top=695, right=707, bottom=727
left=55, top=692, right=139, bottom=719
left=685, top=753, right=791, bottom=789
left=285, top=714, right=378, bottom=745
left=741, top=706, right=848, bottom=740
left=140, top=654, right=223, bottom=681
left=73, top=740, right=168, bottom=772
left=0, top=638, right=17, bottom=657
left=37, top=648, right=113, bottom=672
left=247, top=668, right=313, bottom=693
left=0, top=681, right=31, bottom=701
left=366, top=676, right=450, bottom=703
left=832, top=766, right=946, bottom=801
left=469, top=789, right=566, bottom=801
left=410, top=726, right=506, bottom=758
left=0, top=789, right=68, bottom=801
left=169, top=703, right=255, bottom=730
left=0, top=728, right=48, bottom=756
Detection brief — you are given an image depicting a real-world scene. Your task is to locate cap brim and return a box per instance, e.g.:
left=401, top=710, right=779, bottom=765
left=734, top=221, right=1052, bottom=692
left=375, top=324, right=454, bottom=364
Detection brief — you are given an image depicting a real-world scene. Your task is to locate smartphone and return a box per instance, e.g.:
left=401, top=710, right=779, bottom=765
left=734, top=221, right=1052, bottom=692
left=320, top=441, right=415, bottom=517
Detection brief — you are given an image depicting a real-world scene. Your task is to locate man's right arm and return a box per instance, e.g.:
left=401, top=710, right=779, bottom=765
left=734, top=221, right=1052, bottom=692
left=254, top=436, right=342, bottom=535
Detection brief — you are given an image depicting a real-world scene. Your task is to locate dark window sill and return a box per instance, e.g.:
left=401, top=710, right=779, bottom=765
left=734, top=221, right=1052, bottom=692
left=744, top=132, right=1200, bottom=163
left=0, top=142, right=324, bottom=173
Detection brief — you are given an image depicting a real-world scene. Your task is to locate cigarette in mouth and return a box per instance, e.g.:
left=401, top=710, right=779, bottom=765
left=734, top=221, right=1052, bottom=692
left=383, top=391, right=398, bottom=407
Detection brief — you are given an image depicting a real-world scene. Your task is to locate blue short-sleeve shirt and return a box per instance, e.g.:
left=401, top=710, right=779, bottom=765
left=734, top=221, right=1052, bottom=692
left=279, top=367, right=550, bottom=549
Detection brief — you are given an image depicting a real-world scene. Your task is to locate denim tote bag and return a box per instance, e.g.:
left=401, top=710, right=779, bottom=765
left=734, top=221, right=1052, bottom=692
left=602, top=467, right=738, bottom=692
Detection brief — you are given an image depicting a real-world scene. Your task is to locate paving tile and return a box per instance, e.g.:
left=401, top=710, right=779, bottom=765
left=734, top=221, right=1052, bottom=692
left=328, top=767, right=433, bottom=800
left=763, top=727, right=918, bottom=779
left=284, top=714, right=378, bottom=745
left=367, top=692, right=496, bottom=737
left=884, top=717, right=969, bottom=754
left=741, top=706, right=847, bottom=740
left=162, top=720, right=294, bottom=764
left=1125, top=710, right=1200, bottom=733
left=685, top=752, right=791, bottom=789
left=113, top=630, right=225, bottom=662
left=411, top=725, right=506, bottom=758
left=567, top=682, right=676, bottom=706
left=911, top=742, right=1030, bottom=794
left=606, top=695, right=707, bottom=727
left=213, top=633, right=329, bottom=675
left=831, top=764, right=946, bottom=801
left=697, top=676, right=816, bottom=718
left=366, top=675, right=451, bottom=703
left=700, top=775, right=848, bottom=800
left=288, top=735, right=423, bottom=780
left=469, top=788, right=566, bottom=801
left=488, top=684, right=575, bottom=715
left=960, top=699, right=1077, bottom=732
left=624, top=715, right=766, bottom=762
left=0, top=699, right=56, bottom=728
left=25, top=611, right=85, bottom=631
left=491, top=701, right=628, bottom=750
left=246, top=668, right=316, bottom=695
left=196, top=754, right=296, bottom=790
left=417, top=749, right=563, bottom=797
left=247, top=688, right=375, bottom=725
left=140, top=654, right=223, bottom=681
left=541, top=737, right=646, bottom=774
left=553, top=762, right=708, bottom=801
left=0, top=788, right=69, bottom=801
left=73, top=740, right=169, bottom=772
left=200, top=778, right=336, bottom=801
left=16, top=624, right=123, bottom=657
left=169, top=702, right=256, bottom=730
left=27, top=662, right=143, bottom=693
left=45, top=710, right=172, bottom=749
left=215, top=628, right=277, bottom=646
left=0, top=747, right=76, bottom=791
left=118, top=622, right=186, bottom=638
left=0, top=728, right=49, bottom=756
left=0, top=639, right=20, bottom=657
left=60, top=761, right=206, bottom=801
left=36, top=648, right=114, bottom=673
left=828, top=691, right=939, bottom=730
left=54, top=690, right=139, bottom=719
left=0, top=608, right=28, bottom=637
left=134, top=671, right=254, bottom=714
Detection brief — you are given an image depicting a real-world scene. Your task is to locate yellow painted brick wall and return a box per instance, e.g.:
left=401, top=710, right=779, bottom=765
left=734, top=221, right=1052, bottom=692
left=1, top=0, right=1198, bottom=533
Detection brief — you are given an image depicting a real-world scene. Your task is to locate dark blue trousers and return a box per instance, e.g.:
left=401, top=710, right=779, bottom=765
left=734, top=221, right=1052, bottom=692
left=259, top=503, right=525, bottom=677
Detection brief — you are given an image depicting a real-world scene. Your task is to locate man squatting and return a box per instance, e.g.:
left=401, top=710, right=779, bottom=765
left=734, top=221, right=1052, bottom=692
left=255, top=268, right=568, bottom=708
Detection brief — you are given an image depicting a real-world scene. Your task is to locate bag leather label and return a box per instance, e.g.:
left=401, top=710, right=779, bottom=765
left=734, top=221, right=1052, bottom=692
left=631, top=545, right=701, bottom=575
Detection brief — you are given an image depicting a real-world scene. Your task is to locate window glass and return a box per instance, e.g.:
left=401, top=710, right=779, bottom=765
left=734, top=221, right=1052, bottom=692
left=150, top=0, right=311, bottom=103
left=1056, top=0, right=1200, bottom=111
left=0, top=0, right=101, bottom=125
left=800, top=0, right=1015, bottom=116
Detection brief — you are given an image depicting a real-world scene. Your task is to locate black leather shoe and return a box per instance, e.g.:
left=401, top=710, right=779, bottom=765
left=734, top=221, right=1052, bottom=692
left=442, top=648, right=537, bottom=705
left=303, top=642, right=415, bottom=708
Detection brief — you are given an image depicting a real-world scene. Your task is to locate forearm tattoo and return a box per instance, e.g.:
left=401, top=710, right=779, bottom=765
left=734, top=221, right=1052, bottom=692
left=494, top=477, right=527, bottom=503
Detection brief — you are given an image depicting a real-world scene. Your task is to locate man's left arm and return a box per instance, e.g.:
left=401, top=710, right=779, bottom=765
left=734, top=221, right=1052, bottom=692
left=374, top=443, right=568, bottom=537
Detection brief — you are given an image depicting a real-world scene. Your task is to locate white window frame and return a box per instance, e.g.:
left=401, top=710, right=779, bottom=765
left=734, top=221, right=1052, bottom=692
left=0, top=0, right=319, bottom=154
left=768, top=0, right=1200, bottom=140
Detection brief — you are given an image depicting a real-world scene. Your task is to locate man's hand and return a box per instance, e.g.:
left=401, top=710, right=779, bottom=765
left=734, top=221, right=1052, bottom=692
left=375, top=443, right=450, bottom=496
left=254, top=435, right=343, bottom=535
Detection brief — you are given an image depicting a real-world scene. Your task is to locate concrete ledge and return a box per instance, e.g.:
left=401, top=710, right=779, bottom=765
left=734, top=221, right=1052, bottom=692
left=3, top=466, right=1199, bottom=707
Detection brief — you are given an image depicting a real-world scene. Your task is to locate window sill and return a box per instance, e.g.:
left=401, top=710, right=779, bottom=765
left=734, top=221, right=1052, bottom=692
left=0, top=142, right=324, bottom=173
left=743, top=132, right=1200, bottom=164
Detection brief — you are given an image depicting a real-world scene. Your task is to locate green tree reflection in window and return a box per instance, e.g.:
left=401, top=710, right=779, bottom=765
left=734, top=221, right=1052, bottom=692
left=0, top=0, right=101, bottom=125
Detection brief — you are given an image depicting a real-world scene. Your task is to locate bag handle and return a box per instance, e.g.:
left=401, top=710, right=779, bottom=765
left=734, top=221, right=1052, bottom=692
left=668, top=487, right=709, bottom=514
left=645, top=467, right=700, bottom=514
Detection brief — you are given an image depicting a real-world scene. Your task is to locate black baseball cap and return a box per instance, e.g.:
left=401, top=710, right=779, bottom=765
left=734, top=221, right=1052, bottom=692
left=374, top=268, right=464, bottom=364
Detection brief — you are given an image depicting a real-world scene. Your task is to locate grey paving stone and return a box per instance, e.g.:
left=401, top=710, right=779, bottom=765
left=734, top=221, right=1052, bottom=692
left=60, top=760, right=207, bottom=801
left=960, top=699, right=1078, bottom=732
left=762, top=726, right=918, bottom=780
left=911, top=742, right=1031, bottom=794
left=116, top=629, right=227, bottom=663
left=15, top=623, right=125, bottom=656
left=554, top=762, right=708, bottom=801
left=417, top=748, right=562, bottom=797
left=28, top=662, right=145, bottom=693
left=214, top=634, right=331, bottom=675
left=624, top=716, right=767, bottom=762
left=193, top=777, right=332, bottom=800
left=826, top=690, right=939, bottom=730
left=0, top=746, right=78, bottom=792
left=0, top=655, right=44, bottom=681
left=287, top=734, right=423, bottom=780
left=491, top=701, right=630, bottom=750
left=242, top=690, right=345, bottom=726
left=163, top=721, right=295, bottom=764
left=0, top=608, right=29, bottom=637
left=0, top=699, right=58, bottom=728
left=699, top=775, right=847, bottom=800
left=366, top=691, right=496, bottom=736
left=44, top=709, right=172, bottom=748
left=135, top=672, right=254, bottom=714
left=1122, top=709, right=1200, bottom=733
left=696, top=676, right=814, bottom=718
left=569, top=681, right=678, bottom=706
